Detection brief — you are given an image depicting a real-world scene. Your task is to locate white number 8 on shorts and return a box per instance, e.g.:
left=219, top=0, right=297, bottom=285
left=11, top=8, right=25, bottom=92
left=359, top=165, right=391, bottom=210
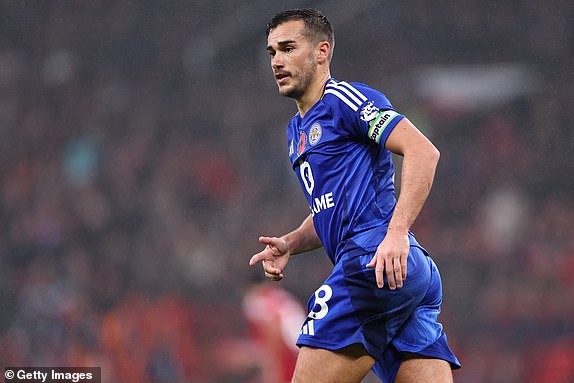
left=308, top=284, right=333, bottom=320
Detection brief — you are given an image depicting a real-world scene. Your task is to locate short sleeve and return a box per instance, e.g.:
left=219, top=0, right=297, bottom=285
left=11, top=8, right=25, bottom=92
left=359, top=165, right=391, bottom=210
left=355, top=85, right=404, bottom=146
left=324, top=80, right=405, bottom=146
left=357, top=101, right=404, bottom=145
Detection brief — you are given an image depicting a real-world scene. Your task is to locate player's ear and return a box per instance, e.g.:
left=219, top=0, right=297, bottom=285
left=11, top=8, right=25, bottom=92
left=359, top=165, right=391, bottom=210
left=316, top=41, right=331, bottom=64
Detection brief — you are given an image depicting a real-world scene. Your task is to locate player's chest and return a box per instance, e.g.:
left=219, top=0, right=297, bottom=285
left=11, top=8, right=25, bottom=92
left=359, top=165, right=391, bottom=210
left=287, top=116, right=348, bottom=167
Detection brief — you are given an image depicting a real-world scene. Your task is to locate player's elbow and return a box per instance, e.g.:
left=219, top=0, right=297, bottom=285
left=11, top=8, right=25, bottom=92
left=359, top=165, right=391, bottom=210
left=431, top=145, right=440, bottom=164
left=424, top=142, right=440, bottom=168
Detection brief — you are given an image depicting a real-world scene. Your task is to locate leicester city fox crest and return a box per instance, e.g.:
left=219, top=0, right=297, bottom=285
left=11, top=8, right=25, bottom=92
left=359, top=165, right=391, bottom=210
left=309, top=123, right=322, bottom=146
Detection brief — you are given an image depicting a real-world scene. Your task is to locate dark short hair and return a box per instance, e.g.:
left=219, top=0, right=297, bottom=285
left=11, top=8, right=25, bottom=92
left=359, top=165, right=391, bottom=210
left=266, top=8, right=335, bottom=54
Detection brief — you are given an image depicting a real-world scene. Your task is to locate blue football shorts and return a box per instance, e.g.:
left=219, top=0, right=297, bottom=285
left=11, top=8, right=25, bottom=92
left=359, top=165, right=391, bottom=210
left=296, top=243, right=461, bottom=382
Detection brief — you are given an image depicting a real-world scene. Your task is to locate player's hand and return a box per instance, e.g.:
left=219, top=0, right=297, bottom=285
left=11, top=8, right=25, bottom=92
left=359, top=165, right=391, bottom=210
left=249, top=236, right=291, bottom=281
left=366, top=230, right=409, bottom=289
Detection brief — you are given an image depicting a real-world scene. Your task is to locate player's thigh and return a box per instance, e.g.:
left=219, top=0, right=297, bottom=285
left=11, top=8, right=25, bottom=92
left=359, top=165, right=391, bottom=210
left=395, top=354, right=453, bottom=383
left=292, top=344, right=375, bottom=383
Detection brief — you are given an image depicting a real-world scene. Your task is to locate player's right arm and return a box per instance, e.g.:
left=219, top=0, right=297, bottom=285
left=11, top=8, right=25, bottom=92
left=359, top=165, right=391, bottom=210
left=249, top=215, right=322, bottom=281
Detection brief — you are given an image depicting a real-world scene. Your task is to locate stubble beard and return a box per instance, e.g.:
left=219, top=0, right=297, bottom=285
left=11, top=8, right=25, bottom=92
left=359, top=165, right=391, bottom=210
left=280, top=58, right=317, bottom=100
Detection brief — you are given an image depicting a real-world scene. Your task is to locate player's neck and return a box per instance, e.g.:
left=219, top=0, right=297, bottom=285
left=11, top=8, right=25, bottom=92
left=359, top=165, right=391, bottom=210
left=296, top=71, right=331, bottom=118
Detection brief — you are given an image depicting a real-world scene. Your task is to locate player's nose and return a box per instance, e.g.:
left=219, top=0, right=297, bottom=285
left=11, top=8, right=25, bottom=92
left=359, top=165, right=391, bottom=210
left=271, top=54, right=284, bottom=69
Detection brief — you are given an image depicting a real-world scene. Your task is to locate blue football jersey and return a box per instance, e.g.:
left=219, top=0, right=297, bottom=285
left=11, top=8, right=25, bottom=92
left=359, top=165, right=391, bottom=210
left=287, top=78, right=405, bottom=264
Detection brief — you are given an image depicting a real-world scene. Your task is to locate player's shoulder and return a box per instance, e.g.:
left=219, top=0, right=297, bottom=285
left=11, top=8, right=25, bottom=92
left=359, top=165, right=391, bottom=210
left=323, top=78, right=389, bottom=113
left=323, top=78, right=369, bottom=112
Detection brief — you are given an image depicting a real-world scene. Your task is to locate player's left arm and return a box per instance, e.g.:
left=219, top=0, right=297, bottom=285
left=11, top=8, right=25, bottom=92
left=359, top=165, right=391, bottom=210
left=366, top=118, right=440, bottom=289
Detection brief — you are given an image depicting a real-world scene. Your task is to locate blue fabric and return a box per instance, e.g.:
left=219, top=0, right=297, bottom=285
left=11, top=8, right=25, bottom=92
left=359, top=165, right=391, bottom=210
left=296, top=244, right=460, bottom=382
left=288, top=78, right=460, bottom=381
left=286, top=78, right=404, bottom=264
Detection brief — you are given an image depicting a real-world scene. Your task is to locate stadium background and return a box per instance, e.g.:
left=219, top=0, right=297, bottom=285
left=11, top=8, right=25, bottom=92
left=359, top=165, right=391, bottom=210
left=0, top=0, right=572, bottom=382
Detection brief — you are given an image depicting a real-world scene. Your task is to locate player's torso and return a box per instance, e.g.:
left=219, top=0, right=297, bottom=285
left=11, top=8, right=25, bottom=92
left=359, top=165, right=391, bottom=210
left=287, top=99, right=395, bottom=262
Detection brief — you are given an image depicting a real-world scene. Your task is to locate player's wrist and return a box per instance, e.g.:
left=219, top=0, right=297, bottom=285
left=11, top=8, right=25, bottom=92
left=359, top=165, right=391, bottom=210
left=387, top=223, right=409, bottom=234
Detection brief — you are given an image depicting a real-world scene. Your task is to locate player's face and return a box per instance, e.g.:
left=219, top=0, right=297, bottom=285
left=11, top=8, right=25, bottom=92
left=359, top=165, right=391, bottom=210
left=267, top=20, right=318, bottom=99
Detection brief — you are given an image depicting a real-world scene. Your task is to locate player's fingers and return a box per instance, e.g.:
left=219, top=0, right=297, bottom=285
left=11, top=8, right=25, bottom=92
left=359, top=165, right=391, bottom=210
left=394, top=257, right=403, bottom=288
left=249, top=249, right=273, bottom=266
left=375, top=263, right=384, bottom=288
left=258, top=236, right=284, bottom=251
left=263, top=259, right=283, bottom=279
left=248, top=252, right=263, bottom=266
left=367, top=254, right=385, bottom=288
left=385, top=256, right=396, bottom=290
left=258, top=236, right=274, bottom=246
left=401, top=254, right=408, bottom=280
left=259, top=236, right=289, bottom=257
left=264, top=270, right=284, bottom=281
left=366, top=254, right=377, bottom=268
left=262, top=259, right=282, bottom=275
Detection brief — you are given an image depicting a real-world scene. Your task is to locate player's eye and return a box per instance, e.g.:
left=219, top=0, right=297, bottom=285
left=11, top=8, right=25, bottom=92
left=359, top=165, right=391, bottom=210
left=268, top=50, right=276, bottom=57
left=285, top=46, right=294, bottom=53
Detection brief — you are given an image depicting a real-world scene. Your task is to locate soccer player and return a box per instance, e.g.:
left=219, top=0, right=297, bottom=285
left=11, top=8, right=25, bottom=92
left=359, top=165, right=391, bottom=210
left=249, top=8, right=461, bottom=383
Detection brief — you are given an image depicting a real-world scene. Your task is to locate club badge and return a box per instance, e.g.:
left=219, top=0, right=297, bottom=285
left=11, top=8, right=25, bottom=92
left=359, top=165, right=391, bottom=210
left=309, top=123, right=322, bottom=146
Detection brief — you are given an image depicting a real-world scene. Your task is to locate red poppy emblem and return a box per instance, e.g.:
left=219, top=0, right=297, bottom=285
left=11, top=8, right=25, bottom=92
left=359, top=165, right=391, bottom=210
left=297, top=131, right=306, bottom=155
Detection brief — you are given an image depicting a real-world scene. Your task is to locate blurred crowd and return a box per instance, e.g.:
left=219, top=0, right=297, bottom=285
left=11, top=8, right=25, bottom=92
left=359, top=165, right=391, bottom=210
left=0, top=1, right=572, bottom=382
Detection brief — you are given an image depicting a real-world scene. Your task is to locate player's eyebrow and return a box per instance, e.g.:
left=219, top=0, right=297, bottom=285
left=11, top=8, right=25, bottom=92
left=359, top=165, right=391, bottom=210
left=267, top=39, right=297, bottom=52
